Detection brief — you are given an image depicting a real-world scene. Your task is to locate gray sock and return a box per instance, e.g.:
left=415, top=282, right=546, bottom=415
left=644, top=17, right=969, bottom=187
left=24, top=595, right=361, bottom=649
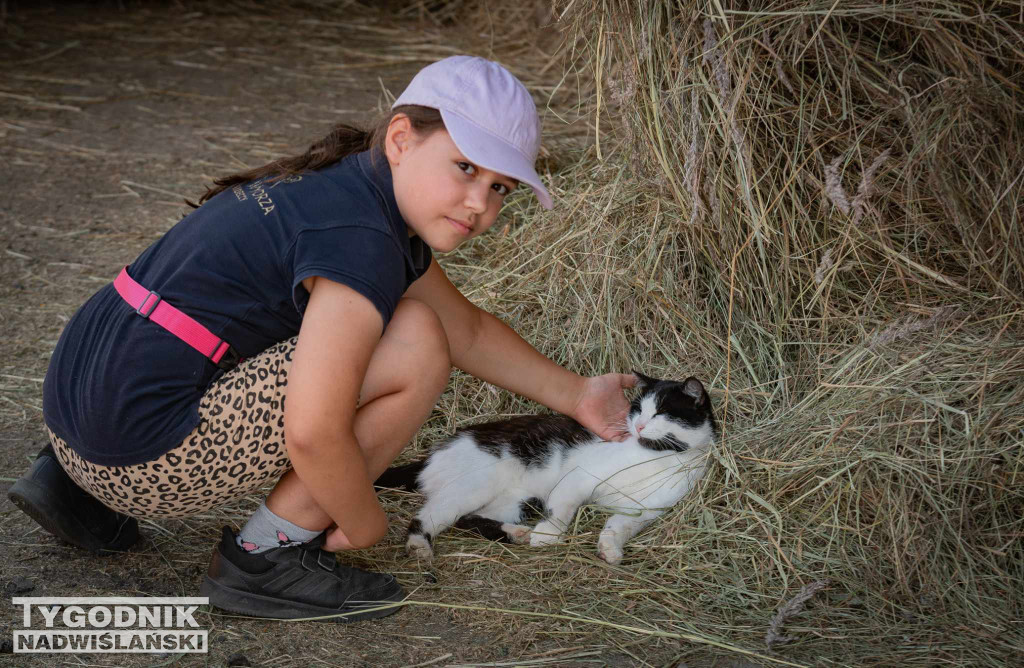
left=236, top=501, right=321, bottom=554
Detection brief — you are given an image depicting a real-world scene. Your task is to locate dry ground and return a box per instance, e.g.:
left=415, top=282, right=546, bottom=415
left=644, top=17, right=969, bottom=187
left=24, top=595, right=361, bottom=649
left=0, top=2, right=725, bottom=666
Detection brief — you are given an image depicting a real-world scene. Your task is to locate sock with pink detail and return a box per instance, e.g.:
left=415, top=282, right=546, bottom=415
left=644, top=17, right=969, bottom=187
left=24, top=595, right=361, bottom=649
left=235, top=501, right=321, bottom=554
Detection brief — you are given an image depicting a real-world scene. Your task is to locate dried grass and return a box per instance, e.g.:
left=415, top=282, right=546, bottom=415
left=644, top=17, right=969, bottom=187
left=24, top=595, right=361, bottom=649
left=383, top=0, right=1024, bottom=665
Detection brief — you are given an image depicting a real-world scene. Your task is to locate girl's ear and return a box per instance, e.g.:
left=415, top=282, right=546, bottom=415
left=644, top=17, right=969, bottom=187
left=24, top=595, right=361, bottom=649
left=384, top=113, right=413, bottom=165
left=632, top=370, right=658, bottom=393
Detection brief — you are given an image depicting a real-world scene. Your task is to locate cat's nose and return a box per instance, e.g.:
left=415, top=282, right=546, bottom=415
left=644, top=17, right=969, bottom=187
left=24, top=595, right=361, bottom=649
left=637, top=421, right=648, bottom=433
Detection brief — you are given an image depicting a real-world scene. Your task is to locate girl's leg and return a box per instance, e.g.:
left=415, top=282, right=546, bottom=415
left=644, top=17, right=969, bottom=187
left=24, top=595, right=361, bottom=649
left=201, top=298, right=450, bottom=620
left=256, top=297, right=452, bottom=534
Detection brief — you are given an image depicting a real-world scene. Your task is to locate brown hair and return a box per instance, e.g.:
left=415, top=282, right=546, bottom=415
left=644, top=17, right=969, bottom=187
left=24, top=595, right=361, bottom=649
left=190, top=105, right=445, bottom=207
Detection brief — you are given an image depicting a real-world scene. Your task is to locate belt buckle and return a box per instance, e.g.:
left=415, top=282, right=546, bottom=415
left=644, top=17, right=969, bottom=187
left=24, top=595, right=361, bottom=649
left=215, top=344, right=243, bottom=371
left=136, top=291, right=161, bottom=319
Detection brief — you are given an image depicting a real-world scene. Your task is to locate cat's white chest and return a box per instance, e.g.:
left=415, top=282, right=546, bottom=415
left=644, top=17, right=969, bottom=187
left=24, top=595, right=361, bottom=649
left=559, top=439, right=705, bottom=510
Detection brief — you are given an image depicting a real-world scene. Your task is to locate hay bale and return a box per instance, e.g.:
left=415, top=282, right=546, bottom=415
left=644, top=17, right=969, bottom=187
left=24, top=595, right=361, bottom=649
left=429, top=1, right=1024, bottom=664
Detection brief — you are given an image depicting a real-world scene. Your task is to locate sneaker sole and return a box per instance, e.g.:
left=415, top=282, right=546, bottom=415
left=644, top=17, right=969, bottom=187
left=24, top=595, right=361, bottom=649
left=8, top=478, right=136, bottom=555
left=199, top=576, right=405, bottom=622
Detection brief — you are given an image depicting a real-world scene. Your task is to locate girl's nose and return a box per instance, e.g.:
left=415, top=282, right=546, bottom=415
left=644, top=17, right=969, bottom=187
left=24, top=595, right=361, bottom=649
left=464, top=185, right=488, bottom=214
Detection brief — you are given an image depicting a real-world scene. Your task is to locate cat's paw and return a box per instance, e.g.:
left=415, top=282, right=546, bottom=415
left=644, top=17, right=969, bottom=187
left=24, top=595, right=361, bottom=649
left=597, top=531, right=624, bottom=564
left=596, top=542, right=624, bottom=565
left=405, top=534, right=434, bottom=561
left=529, top=531, right=564, bottom=547
left=529, top=520, right=565, bottom=546
left=501, top=523, right=532, bottom=544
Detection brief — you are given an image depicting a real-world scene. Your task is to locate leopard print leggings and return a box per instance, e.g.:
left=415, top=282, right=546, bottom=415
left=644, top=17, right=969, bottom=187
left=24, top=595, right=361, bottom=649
left=48, top=337, right=298, bottom=518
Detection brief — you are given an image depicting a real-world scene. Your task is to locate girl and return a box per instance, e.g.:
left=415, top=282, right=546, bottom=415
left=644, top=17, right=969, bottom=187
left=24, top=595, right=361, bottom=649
left=8, top=56, right=636, bottom=622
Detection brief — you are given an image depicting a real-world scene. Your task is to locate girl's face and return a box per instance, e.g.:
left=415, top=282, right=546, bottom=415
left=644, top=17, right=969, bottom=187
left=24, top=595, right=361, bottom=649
left=385, top=115, right=518, bottom=252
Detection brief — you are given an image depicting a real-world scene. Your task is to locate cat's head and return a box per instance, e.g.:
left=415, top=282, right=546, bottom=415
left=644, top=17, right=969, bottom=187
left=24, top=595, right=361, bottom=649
left=626, top=371, right=718, bottom=451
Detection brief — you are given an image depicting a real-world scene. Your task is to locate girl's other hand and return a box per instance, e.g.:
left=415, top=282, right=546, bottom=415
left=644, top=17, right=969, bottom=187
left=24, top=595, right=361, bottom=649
left=571, top=373, right=637, bottom=442
left=324, top=523, right=358, bottom=551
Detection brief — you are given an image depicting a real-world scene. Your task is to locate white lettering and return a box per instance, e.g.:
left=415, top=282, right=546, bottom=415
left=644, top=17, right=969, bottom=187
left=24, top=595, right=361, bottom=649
left=38, top=605, right=60, bottom=627
left=12, top=598, right=208, bottom=654
left=66, top=634, right=91, bottom=650
left=177, top=605, right=200, bottom=628
left=14, top=630, right=208, bottom=653
left=87, top=606, right=111, bottom=628
left=138, top=605, right=159, bottom=628
left=63, top=606, right=86, bottom=628
left=247, top=180, right=276, bottom=216
left=114, top=606, right=136, bottom=627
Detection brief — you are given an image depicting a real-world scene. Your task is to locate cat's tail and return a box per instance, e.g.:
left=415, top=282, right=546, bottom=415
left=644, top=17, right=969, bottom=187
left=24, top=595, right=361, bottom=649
left=373, top=460, right=425, bottom=492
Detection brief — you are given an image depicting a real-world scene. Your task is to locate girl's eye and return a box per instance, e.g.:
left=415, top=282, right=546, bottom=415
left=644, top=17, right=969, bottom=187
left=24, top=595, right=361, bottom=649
left=458, top=161, right=510, bottom=196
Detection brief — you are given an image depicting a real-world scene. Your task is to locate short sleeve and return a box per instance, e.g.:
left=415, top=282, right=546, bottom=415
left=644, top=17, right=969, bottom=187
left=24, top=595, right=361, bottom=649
left=290, top=225, right=407, bottom=325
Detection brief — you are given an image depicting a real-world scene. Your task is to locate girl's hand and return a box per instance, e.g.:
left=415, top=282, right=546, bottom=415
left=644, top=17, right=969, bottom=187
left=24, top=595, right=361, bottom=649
left=571, top=373, right=637, bottom=442
left=324, top=523, right=358, bottom=551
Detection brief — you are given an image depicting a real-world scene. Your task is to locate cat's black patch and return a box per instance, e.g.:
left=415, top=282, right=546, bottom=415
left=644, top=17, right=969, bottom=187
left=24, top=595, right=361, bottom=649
left=453, top=515, right=512, bottom=542
left=654, top=381, right=714, bottom=431
left=462, top=414, right=595, bottom=466
left=375, top=460, right=425, bottom=492
left=518, top=497, right=547, bottom=523
left=407, top=518, right=431, bottom=544
left=632, top=370, right=658, bottom=393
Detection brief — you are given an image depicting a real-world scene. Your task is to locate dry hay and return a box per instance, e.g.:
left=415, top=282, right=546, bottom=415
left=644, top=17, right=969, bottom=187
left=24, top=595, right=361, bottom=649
left=380, top=0, right=1024, bottom=665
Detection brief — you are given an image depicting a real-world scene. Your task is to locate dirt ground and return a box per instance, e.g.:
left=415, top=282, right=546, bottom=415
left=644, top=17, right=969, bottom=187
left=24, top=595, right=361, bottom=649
left=0, top=2, right=719, bottom=666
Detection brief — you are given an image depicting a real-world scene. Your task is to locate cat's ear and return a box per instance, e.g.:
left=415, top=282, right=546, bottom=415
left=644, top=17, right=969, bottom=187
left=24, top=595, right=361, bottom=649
left=632, top=370, right=659, bottom=392
left=682, top=377, right=708, bottom=407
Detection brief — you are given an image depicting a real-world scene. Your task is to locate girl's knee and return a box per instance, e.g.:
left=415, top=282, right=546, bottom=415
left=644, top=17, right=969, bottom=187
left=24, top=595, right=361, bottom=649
left=390, top=298, right=451, bottom=382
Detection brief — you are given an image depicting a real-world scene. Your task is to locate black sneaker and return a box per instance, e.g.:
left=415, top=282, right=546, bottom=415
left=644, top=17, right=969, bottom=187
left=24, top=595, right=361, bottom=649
left=200, top=526, right=405, bottom=622
left=7, top=444, right=140, bottom=555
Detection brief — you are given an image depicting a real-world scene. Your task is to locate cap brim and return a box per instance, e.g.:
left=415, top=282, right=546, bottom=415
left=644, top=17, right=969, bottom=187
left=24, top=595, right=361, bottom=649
left=440, top=109, right=553, bottom=210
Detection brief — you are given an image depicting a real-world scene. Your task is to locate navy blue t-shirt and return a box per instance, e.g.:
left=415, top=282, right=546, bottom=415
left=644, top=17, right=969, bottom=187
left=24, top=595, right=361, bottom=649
left=42, top=149, right=432, bottom=466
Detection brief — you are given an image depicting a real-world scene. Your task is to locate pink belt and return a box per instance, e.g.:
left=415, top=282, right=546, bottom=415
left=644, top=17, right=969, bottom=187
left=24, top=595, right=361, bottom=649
left=113, top=266, right=242, bottom=370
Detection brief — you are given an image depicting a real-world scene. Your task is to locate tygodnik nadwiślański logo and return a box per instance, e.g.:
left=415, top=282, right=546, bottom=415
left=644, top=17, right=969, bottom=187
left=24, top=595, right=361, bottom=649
left=12, top=597, right=208, bottom=653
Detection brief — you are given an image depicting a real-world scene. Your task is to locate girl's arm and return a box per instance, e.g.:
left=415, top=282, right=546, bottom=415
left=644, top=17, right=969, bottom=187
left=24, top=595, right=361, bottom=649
left=405, top=259, right=634, bottom=439
left=283, top=276, right=388, bottom=549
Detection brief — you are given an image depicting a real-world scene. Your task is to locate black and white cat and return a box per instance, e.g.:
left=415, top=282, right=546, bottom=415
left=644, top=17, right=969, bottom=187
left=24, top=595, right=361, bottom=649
left=375, top=372, right=718, bottom=565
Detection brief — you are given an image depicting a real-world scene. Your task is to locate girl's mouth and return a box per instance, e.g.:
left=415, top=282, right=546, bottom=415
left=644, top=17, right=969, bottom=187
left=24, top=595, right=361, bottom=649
left=446, top=217, right=472, bottom=235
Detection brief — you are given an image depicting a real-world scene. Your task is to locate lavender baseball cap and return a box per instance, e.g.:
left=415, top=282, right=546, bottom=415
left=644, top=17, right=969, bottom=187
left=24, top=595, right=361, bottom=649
left=392, top=55, right=553, bottom=210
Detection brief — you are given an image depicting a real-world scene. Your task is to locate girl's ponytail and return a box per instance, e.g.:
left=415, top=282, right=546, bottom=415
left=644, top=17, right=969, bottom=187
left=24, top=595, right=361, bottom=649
left=191, top=105, right=444, bottom=207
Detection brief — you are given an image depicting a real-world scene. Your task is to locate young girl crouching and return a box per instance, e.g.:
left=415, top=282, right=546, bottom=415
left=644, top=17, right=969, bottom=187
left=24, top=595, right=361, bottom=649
left=9, top=56, right=636, bottom=622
